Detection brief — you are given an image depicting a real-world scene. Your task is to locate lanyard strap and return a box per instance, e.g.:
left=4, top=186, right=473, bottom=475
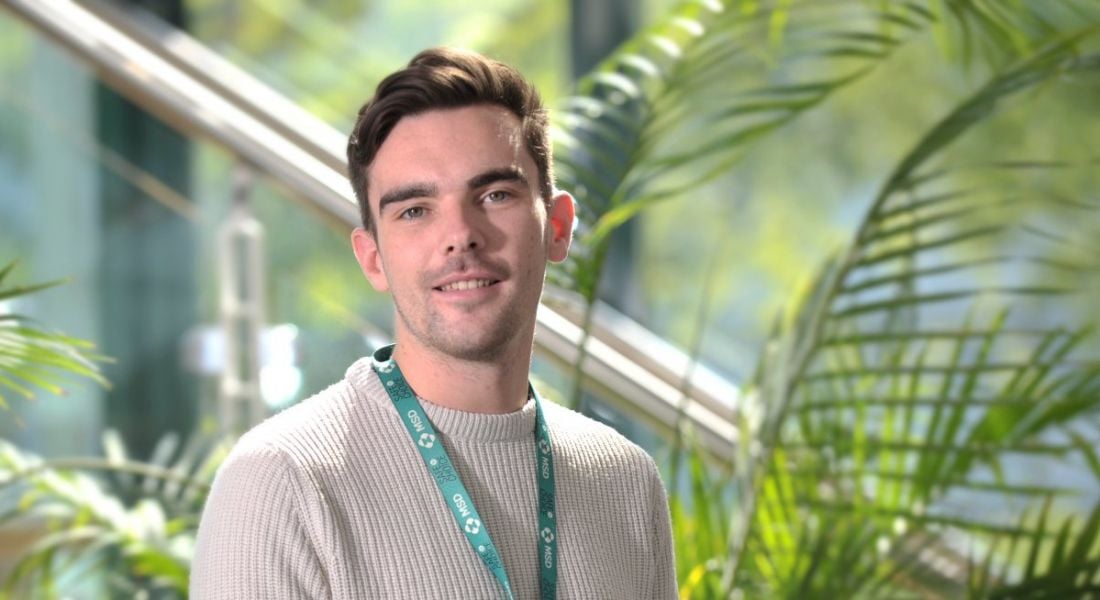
left=371, top=345, right=558, bottom=600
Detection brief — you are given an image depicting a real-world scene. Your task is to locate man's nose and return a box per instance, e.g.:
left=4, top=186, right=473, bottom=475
left=441, top=202, right=485, bottom=254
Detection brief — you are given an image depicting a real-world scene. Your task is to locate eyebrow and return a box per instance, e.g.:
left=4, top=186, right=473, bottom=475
left=467, top=166, right=529, bottom=190
left=378, top=183, right=437, bottom=214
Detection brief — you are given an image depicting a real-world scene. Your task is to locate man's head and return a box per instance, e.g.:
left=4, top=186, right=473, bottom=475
left=347, top=49, right=574, bottom=364
left=347, top=47, right=554, bottom=235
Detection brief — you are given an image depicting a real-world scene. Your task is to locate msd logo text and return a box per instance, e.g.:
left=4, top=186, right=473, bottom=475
left=408, top=409, right=426, bottom=432
left=453, top=493, right=472, bottom=518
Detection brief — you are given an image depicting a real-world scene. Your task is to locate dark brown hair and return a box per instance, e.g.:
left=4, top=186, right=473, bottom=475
left=346, top=47, right=553, bottom=234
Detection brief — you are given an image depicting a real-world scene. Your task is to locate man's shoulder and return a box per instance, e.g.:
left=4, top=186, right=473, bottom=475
left=234, top=380, right=353, bottom=455
left=540, top=400, right=659, bottom=474
left=216, top=365, right=384, bottom=489
left=233, top=356, right=383, bottom=452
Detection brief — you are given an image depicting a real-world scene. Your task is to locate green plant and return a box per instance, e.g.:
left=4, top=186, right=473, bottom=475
left=550, top=0, right=1100, bottom=597
left=727, top=49, right=1100, bottom=598
left=0, top=261, right=107, bottom=411
left=0, top=264, right=224, bottom=598
left=0, top=431, right=225, bottom=599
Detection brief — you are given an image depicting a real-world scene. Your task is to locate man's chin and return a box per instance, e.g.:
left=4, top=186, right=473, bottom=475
left=433, top=337, right=511, bottom=363
left=419, top=321, right=521, bottom=362
left=394, top=303, right=524, bottom=362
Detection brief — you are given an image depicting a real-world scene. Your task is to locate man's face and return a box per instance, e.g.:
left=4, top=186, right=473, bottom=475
left=351, top=104, right=573, bottom=363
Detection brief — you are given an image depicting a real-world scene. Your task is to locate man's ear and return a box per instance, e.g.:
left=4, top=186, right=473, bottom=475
left=351, top=227, right=390, bottom=292
left=547, top=190, right=575, bottom=263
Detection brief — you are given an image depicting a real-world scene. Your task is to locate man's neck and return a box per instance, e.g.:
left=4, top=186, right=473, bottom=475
left=391, top=338, right=533, bottom=415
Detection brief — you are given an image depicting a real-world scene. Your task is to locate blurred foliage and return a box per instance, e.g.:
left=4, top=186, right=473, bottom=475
left=0, top=266, right=208, bottom=599
left=0, top=262, right=107, bottom=413
left=552, top=0, right=1100, bottom=596
left=0, top=430, right=226, bottom=599
left=555, top=0, right=1100, bottom=385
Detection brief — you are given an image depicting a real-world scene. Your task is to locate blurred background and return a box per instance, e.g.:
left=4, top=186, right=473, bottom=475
left=2, top=0, right=1099, bottom=597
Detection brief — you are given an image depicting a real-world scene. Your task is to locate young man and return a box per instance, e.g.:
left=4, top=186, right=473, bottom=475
left=192, top=48, right=677, bottom=599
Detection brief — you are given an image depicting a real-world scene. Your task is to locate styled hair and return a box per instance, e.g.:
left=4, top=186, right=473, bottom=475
left=346, top=47, right=553, bottom=234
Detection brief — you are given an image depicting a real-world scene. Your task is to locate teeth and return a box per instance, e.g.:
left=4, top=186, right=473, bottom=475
left=440, top=279, right=494, bottom=291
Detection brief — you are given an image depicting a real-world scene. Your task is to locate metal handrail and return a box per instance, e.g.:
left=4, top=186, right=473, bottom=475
left=86, top=0, right=347, bottom=174
left=2, top=0, right=356, bottom=224
left=0, top=0, right=738, bottom=458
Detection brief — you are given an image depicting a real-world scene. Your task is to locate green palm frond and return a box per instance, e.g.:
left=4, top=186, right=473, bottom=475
left=0, top=431, right=228, bottom=598
left=554, top=1, right=926, bottom=292
left=545, top=2, right=1100, bottom=595
left=970, top=500, right=1100, bottom=599
left=553, top=0, right=939, bottom=410
left=727, top=32, right=1100, bottom=597
left=0, top=261, right=108, bottom=411
left=552, top=0, right=1096, bottom=291
left=550, top=0, right=1099, bottom=411
left=669, top=429, right=734, bottom=599
left=930, top=0, right=1100, bottom=68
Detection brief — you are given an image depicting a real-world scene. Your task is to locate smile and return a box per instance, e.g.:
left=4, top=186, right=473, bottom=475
left=435, top=279, right=499, bottom=292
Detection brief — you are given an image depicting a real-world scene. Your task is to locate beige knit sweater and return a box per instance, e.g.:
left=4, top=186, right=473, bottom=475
left=191, top=357, right=677, bottom=599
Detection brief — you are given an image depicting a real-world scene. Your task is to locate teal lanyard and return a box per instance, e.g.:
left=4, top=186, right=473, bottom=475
left=371, top=345, right=559, bottom=600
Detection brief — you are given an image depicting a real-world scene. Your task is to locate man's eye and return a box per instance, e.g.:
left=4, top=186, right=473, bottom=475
left=484, top=190, right=512, bottom=203
left=399, top=206, right=425, bottom=219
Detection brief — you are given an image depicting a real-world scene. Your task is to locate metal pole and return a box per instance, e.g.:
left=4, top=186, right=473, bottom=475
left=217, top=164, right=266, bottom=433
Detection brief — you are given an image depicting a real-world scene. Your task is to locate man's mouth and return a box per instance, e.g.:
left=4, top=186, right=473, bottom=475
left=435, top=278, right=499, bottom=292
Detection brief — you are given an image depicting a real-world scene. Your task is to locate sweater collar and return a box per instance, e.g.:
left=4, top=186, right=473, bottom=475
left=346, top=356, right=537, bottom=443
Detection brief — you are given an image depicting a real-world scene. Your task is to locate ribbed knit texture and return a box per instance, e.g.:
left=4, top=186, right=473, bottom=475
left=191, top=357, right=677, bottom=599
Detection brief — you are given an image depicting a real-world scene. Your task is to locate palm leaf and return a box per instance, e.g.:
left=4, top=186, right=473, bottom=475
left=0, top=261, right=109, bottom=411
left=550, top=0, right=1098, bottom=411
left=553, top=0, right=939, bottom=410
left=553, top=0, right=1095, bottom=277
left=726, top=30, right=1100, bottom=597
left=555, top=2, right=931, bottom=291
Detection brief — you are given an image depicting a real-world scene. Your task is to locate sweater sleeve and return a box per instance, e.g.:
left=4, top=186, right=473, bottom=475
left=648, top=458, right=679, bottom=599
left=191, top=445, right=331, bottom=599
